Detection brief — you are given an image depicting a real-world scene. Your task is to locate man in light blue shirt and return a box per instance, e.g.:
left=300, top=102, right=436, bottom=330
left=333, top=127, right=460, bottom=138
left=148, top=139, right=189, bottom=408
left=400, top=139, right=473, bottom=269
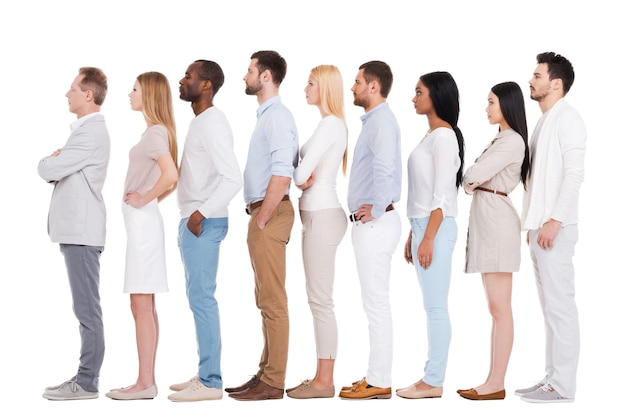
left=340, top=61, right=401, bottom=400
left=227, top=50, right=298, bottom=401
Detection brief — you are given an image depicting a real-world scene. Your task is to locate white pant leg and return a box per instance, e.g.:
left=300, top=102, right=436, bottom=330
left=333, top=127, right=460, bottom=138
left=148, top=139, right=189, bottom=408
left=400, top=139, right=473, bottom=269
left=529, top=225, right=580, bottom=398
left=351, top=210, right=401, bottom=388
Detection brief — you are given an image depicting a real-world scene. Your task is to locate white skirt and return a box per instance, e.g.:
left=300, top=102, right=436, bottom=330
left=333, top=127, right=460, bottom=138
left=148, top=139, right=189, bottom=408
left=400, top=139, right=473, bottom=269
left=122, top=199, right=168, bottom=294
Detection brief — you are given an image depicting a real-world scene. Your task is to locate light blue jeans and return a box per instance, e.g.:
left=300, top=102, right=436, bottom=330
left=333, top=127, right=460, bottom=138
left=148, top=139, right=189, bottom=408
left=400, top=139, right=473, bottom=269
left=410, top=216, right=457, bottom=387
left=178, top=217, right=228, bottom=389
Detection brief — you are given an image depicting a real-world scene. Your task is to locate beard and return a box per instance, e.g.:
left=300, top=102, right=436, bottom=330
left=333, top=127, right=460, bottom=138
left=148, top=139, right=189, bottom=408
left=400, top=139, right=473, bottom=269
left=245, top=79, right=262, bottom=96
left=529, top=86, right=549, bottom=102
left=179, top=86, right=199, bottom=103
left=353, top=93, right=369, bottom=109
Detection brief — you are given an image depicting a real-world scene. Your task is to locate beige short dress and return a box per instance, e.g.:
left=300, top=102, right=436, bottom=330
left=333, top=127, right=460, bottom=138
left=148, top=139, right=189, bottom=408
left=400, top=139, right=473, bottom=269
left=463, top=129, right=525, bottom=274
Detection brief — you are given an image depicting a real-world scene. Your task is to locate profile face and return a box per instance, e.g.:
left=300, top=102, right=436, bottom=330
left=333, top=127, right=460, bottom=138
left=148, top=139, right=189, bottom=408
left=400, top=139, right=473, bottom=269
left=244, top=58, right=262, bottom=96
left=129, top=80, right=143, bottom=112
left=179, top=62, right=204, bottom=103
left=304, top=74, right=320, bottom=106
left=66, top=74, right=89, bottom=115
left=529, top=63, right=552, bottom=102
left=486, top=91, right=504, bottom=125
left=351, top=69, right=370, bottom=109
left=412, top=80, right=432, bottom=115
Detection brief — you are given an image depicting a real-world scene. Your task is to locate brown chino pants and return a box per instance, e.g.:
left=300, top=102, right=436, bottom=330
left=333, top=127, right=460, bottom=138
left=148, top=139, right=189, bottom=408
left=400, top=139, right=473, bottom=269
left=246, top=199, right=294, bottom=389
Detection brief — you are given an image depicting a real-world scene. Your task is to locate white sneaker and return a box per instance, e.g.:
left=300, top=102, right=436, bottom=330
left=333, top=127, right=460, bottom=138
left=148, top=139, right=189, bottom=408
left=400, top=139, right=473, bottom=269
left=169, top=375, right=199, bottom=391
left=42, top=380, right=98, bottom=400
left=168, top=380, right=223, bottom=402
left=514, top=383, right=543, bottom=396
left=520, top=384, right=573, bottom=403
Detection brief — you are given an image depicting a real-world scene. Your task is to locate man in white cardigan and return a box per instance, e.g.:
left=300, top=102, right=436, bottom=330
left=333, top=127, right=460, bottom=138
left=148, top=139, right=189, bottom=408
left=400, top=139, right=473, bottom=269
left=518, top=52, right=586, bottom=403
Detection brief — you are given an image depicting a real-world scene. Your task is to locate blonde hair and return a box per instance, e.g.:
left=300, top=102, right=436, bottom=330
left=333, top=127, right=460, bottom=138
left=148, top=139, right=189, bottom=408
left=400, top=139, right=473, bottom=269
left=136, top=72, right=178, bottom=171
left=310, top=65, right=348, bottom=175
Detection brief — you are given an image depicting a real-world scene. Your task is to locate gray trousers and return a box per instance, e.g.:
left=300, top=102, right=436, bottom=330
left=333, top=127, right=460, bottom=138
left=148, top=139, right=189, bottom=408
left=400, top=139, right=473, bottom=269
left=59, top=244, right=105, bottom=392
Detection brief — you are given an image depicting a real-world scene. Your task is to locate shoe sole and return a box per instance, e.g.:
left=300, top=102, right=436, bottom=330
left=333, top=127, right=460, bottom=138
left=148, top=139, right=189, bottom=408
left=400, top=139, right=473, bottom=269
left=42, top=394, right=99, bottom=401
left=339, top=394, right=392, bottom=400
left=168, top=396, right=223, bottom=402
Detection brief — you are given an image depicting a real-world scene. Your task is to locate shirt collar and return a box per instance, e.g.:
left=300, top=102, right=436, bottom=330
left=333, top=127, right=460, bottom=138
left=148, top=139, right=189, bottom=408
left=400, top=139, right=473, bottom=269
left=257, top=96, right=281, bottom=118
left=70, top=112, right=100, bottom=132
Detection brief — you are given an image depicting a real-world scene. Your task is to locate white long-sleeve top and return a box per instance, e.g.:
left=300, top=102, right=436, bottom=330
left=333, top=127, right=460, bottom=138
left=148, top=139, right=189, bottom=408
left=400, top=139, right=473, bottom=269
left=294, top=115, right=347, bottom=211
left=406, top=127, right=460, bottom=219
left=177, top=106, right=243, bottom=219
left=521, top=99, right=586, bottom=230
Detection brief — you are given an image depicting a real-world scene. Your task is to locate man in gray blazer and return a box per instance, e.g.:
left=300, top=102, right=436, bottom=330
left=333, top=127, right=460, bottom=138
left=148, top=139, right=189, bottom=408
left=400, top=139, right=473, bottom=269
left=38, top=67, right=111, bottom=400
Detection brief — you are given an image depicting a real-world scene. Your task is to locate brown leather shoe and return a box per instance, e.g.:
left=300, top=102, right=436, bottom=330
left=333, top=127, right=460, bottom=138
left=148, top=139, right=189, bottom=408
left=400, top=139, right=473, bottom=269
left=339, top=378, right=391, bottom=400
left=459, top=388, right=505, bottom=400
left=228, top=380, right=283, bottom=401
left=225, top=376, right=260, bottom=394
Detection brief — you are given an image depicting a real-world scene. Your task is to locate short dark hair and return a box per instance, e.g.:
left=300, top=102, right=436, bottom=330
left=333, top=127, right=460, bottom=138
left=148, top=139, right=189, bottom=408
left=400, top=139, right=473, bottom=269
left=78, top=67, right=107, bottom=105
left=536, top=51, right=575, bottom=95
left=359, top=60, right=393, bottom=98
left=251, top=50, right=287, bottom=85
left=194, top=60, right=225, bottom=95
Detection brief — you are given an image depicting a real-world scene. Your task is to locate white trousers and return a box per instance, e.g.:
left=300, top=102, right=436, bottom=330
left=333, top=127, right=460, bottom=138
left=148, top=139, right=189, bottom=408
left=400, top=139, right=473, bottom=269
left=351, top=209, right=401, bottom=388
left=529, top=225, right=580, bottom=398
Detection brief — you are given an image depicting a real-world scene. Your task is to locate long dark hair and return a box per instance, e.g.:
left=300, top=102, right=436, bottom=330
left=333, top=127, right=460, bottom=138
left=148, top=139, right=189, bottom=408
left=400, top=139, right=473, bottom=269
left=491, top=82, right=530, bottom=189
left=420, top=71, right=465, bottom=188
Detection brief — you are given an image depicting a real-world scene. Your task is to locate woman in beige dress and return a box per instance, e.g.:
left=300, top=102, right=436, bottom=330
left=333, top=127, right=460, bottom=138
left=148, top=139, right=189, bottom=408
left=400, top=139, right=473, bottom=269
left=458, top=81, right=529, bottom=400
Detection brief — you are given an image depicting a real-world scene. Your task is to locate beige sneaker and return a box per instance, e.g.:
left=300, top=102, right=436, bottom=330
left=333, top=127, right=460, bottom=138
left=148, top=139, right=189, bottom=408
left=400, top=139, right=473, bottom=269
left=168, top=380, right=223, bottom=402
left=169, top=375, right=198, bottom=392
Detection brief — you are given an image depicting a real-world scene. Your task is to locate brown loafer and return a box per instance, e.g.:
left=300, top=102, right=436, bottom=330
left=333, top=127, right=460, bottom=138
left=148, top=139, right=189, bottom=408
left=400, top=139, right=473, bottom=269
left=459, top=388, right=505, bottom=400
left=225, top=375, right=260, bottom=394
left=228, top=380, right=283, bottom=401
left=339, top=378, right=391, bottom=400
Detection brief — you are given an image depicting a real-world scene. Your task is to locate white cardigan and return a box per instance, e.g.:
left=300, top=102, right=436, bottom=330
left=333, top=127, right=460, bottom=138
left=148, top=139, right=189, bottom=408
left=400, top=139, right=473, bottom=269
left=522, top=99, right=586, bottom=230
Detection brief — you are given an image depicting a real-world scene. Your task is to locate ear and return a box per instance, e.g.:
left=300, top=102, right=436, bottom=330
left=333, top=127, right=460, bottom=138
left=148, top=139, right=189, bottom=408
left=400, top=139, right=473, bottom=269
left=551, top=78, right=563, bottom=91
left=261, top=69, right=272, bottom=84
left=84, top=89, right=94, bottom=102
left=202, top=79, right=213, bottom=92
left=369, top=79, right=380, bottom=95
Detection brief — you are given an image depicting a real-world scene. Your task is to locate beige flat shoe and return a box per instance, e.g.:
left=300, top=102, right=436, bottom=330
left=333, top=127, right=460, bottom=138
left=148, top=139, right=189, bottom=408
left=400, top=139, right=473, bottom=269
left=396, top=384, right=442, bottom=399
left=106, top=385, right=157, bottom=400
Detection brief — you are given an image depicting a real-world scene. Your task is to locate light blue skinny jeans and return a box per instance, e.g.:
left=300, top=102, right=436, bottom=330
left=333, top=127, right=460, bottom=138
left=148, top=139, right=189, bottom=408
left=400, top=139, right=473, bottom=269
left=178, top=217, right=228, bottom=389
left=410, top=216, right=457, bottom=387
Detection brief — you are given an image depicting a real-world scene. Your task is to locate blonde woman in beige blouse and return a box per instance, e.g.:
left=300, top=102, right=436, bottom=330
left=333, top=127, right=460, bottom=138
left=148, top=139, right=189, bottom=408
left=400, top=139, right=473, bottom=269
left=457, top=82, right=529, bottom=401
left=107, top=72, right=178, bottom=401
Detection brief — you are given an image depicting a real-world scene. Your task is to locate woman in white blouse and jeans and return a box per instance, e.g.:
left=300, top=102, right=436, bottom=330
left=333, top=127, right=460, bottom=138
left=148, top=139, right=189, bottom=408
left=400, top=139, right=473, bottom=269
left=286, top=65, right=348, bottom=399
left=398, top=71, right=464, bottom=399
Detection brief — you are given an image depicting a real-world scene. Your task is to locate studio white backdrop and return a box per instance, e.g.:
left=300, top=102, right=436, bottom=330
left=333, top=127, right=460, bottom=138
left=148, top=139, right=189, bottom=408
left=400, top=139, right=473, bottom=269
left=1, top=1, right=623, bottom=417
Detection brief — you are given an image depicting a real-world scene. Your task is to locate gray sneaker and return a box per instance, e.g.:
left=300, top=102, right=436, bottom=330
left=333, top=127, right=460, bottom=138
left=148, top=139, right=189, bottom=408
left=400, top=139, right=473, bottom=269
left=514, top=383, right=543, bottom=396
left=42, top=380, right=98, bottom=400
left=520, top=384, right=573, bottom=403
left=45, top=377, right=77, bottom=393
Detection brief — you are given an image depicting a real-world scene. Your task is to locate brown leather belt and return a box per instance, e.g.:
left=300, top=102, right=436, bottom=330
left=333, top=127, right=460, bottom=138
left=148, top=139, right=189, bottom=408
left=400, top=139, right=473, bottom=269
left=246, top=194, right=290, bottom=215
left=349, top=204, right=394, bottom=222
left=475, top=186, right=507, bottom=197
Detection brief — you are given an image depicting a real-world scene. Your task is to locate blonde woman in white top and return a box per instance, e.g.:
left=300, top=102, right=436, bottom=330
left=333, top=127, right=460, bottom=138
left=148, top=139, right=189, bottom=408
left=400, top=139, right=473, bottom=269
left=286, top=65, right=348, bottom=399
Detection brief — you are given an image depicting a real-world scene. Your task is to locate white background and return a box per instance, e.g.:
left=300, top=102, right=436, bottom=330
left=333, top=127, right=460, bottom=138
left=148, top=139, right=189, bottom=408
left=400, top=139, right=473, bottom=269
left=1, top=1, right=623, bottom=417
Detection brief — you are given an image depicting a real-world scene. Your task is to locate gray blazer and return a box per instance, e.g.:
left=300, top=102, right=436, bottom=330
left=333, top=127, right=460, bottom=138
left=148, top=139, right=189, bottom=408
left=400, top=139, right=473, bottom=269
left=38, top=114, right=111, bottom=246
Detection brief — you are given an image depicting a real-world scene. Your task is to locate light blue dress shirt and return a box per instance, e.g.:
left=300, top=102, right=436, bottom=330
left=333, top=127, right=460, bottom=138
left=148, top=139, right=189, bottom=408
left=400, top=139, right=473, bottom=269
left=347, top=102, right=401, bottom=217
left=243, top=96, right=299, bottom=204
